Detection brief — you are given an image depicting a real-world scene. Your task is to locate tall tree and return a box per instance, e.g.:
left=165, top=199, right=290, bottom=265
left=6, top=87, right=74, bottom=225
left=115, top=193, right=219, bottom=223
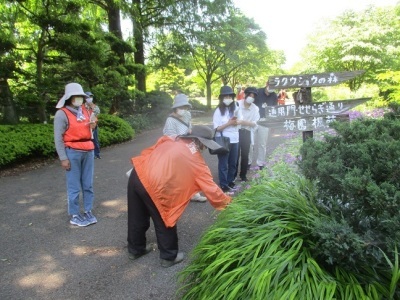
left=0, top=1, right=19, bottom=124
left=302, top=4, right=400, bottom=91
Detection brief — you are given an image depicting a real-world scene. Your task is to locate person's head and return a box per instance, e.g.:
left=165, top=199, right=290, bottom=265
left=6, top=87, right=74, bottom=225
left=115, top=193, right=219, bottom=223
left=85, top=91, right=94, bottom=103
left=171, top=94, right=192, bottom=117
left=265, top=83, right=275, bottom=95
left=180, top=125, right=222, bottom=152
left=218, top=86, right=236, bottom=114
left=244, top=87, right=258, bottom=104
left=56, top=83, right=88, bottom=108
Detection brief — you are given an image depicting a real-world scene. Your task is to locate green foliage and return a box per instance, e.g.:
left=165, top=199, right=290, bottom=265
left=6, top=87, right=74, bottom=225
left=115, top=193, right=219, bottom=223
left=297, top=116, right=400, bottom=273
left=0, top=114, right=134, bottom=169
left=178, top=163, right=399, bottom=299
left=0, top=124, right=56, bottom=167
left=96, top=114, right=134, bottom=147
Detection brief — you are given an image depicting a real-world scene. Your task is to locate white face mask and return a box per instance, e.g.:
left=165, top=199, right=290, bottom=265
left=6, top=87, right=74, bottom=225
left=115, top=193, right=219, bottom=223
left=223, top=99, right=233, bottom=106
left=73, top=97, right=84, bottom=107
left=267, top=88, right=275, bottom=93
left=245, top=96, right=254, bottom=104
left=176, top=109, right=191, bottom=118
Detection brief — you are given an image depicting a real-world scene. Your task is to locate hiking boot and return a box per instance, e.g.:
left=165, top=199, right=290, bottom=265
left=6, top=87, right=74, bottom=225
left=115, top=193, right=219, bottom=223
left=160, top=252, right=184, bottom=268
left=70, top=214, right=90, bottom=227
left=190, top=193, right=207, bottom=202
left=83, top=211, right=97, bottom=225
left=129, top=244, right=153, bottom=260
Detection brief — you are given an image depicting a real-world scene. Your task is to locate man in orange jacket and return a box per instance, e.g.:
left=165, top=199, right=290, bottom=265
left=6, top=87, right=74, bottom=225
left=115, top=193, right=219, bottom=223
left=127, top=125, right=232, bottom=267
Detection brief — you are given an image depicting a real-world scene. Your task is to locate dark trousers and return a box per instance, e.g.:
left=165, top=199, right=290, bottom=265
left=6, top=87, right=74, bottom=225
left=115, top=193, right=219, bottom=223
left=127, top=169, right=178, bottom=260
left=92, top=126, right=100, bottom=156
left=238, top=129, right=251, bottom=180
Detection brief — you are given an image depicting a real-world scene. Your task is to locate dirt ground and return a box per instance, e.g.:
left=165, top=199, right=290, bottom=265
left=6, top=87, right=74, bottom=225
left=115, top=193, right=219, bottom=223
left=0, top=115, right=286, bottom=299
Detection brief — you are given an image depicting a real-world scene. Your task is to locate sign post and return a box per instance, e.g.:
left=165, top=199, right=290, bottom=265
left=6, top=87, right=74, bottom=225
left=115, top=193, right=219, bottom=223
left=263, top=71, right=368, bottom=141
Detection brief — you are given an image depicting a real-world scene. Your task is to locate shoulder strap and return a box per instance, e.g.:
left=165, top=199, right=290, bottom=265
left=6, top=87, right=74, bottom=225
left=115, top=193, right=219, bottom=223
left=168, top=115, right=189, bottom=128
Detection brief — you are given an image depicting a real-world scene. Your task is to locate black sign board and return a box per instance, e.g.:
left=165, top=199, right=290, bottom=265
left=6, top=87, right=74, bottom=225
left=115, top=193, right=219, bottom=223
left=268, top=70, right=365, bottom=89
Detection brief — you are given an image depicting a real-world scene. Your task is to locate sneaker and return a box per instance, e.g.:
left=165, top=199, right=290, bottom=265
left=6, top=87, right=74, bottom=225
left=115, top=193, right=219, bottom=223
left=84, top=211, right=97, bottom=225
left=70, top=214, right=90, bottom=227
left=95, top=155, right=101, bottom=159
left=160, top=252, right=185, bottom=268
left=221, top=186, right=230, bottom=193
left=129, top=244, right=153, bottom=260
left=228, top=182, right=236, bottom=189
left=191, top=193, right=207, bottom=202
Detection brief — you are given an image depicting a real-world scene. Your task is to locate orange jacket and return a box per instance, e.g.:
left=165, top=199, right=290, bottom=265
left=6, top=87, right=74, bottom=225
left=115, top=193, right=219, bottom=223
left=62, top=107, right=94, bottom=151
left=132, top=136, right=231, bottom=227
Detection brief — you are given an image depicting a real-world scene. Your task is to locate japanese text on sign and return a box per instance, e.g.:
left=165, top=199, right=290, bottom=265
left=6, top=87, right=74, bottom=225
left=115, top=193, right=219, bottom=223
left=271, top=73, right=339, bottom=88
left=266, top=102, right=344, bottom=119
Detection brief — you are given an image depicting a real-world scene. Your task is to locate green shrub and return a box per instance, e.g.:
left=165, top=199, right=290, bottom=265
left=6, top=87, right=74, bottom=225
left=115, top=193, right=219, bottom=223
left=297, top=116, right=400, bottom=274
left=178, top=163, right=399, bottom=299
left=96, top=114, right=134, bottom=147
left=0, top=114, right=134, bottom=169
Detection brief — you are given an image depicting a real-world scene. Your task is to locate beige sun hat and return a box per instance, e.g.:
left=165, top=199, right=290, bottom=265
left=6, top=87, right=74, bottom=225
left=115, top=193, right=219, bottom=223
left=56, top=83, right=88, bottom=108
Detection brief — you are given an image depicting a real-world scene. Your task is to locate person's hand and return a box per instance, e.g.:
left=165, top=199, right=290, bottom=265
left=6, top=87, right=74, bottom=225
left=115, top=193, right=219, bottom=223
left=61, top=159, right=71, bottom=171
left=228, top=117, right=238, bottom=126
left=262, top=103, right=267, bottom=108
left=89, top=121, right=97, bottom=130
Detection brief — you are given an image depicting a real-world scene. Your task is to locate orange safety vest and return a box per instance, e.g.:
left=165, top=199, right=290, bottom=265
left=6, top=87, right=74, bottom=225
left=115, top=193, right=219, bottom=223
left=61, top=107, right=94, bottom=151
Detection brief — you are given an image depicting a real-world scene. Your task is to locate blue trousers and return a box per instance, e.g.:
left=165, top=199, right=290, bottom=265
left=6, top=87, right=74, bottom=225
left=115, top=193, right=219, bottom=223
left=217, top=142, right=239, bottom=189
left=65, top=148, right=94, bottom=215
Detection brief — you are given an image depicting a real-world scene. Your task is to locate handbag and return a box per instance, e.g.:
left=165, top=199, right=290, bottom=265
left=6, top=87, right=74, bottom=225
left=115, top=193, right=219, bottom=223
left=209, top=129, right=230, bottom=155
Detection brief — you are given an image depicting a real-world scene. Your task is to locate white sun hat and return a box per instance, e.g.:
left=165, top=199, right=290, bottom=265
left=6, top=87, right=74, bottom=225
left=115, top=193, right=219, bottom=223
left=56, top=83, right=88, bottom=108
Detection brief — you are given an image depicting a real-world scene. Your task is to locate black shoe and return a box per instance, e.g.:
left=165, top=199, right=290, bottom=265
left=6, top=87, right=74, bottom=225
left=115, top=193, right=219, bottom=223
left=259, top=166, right=264, bottom=170
left=95, top=155, right=101, bottom=159
left=221, top=186, right=230, bottom=193
left=160, top=252, right=185, bottom=268
left=228, top=182, right=236, bottom=188
left=128, top=244, right=153, bottom=260
left=241, top=177, right=248, bottom=182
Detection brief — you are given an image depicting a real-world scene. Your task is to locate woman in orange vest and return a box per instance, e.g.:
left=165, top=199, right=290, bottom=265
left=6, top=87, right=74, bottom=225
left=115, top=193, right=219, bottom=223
left=54, top=83, right=97, bottom=227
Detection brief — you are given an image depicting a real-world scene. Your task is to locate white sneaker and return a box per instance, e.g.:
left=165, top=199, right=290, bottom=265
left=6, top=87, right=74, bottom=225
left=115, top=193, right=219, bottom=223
left=191, top=193, right=207, bottom=202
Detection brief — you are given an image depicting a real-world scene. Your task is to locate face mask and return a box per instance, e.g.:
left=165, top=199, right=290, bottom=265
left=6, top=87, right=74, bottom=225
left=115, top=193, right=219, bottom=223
left=177, top=109, right=191, bottom=118
left=245, top=96, right=254, bottom=104
left=73, top=97, right=84, bottom=107
left=86, top=97, right=93, bottom=103
left=223, top=99, right=233, bottom=106
left=267, top=88, right=275, bottom=93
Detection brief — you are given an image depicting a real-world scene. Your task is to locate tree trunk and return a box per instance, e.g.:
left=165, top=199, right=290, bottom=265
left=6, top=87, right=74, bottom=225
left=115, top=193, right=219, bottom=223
left=36, top=31, right=48, bottom=123
left=0, top=78, right=18, bottom=124
left=131, top=0, right=146, bottom=93
left=206, top=76, right=212, bottom=109
left=107, top=1, right=125, bottom=64
left=134, top=28, right=146, bottom=93
left=106, top=0, right=125, bottom=113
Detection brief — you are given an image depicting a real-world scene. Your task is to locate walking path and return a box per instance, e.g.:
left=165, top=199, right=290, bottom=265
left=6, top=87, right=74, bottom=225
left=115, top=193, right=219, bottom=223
left=0, top=115, right=287, bottom=299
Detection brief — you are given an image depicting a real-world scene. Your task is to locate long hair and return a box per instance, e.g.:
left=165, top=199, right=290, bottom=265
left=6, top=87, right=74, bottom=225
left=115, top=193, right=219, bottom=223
left=217, top=98, right=236, bottom=117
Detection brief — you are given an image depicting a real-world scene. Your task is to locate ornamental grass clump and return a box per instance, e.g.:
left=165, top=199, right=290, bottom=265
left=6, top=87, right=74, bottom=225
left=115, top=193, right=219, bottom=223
left=178, top=163, right=399, bottom=299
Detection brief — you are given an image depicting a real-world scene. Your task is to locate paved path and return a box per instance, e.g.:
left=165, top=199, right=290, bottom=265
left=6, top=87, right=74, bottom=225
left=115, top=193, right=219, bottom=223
left=0, top=115, right=287, bottom=300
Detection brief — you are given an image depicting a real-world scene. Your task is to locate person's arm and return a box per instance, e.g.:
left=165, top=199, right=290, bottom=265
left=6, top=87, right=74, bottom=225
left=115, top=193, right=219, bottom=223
left=54, top=110, right=70, bottom=170
left=213, top=108, right=237, bottom=132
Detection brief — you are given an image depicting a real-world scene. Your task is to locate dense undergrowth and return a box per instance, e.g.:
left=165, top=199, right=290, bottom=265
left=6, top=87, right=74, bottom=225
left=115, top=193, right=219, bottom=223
left=178, top=105, right=400, bottom=299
